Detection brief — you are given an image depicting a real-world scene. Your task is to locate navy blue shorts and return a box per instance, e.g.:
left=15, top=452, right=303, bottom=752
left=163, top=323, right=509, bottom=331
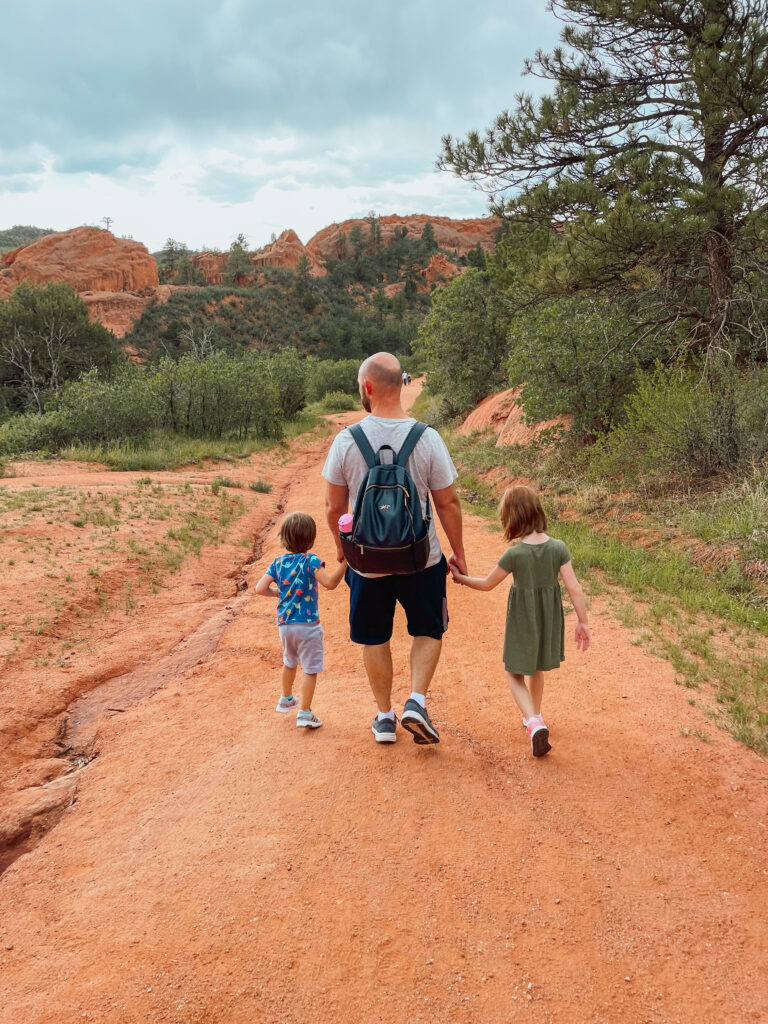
left=346, top=556, right=449, bottom=645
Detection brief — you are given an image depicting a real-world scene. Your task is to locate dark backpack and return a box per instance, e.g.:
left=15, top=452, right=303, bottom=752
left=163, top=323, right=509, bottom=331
left=340, top=422, right=431, bottom=575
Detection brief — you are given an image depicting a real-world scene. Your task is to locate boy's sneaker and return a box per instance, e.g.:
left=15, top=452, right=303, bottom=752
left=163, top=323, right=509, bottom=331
left=401, top=699, right=440, bottom=745
left=276, top=695, right=299, bottom=713
left=526, top=714, right=551, bottom=757
left=297, top=710, right=322, bottom=729
left=371, top=714, right=397, bottom=744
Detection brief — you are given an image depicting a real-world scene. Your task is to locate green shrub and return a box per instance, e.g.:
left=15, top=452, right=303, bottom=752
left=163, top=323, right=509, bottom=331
left=316, top=390, right=358, bottom=412
left=592, top=362, right=768, bottom=480
left=269, top=349, right=307, bottom=418
left=0, top=409, right=71, bottom=455
left=249, top=479, right=273, bottom=493
left=306, top=358, right=360, bottom=401
left=507, top=297, right=666, bottom=437
left=55, top=368, right=162, bottom=444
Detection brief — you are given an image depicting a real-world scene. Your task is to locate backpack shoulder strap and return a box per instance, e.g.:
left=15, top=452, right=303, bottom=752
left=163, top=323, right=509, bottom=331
left=395, top=422, right=428, bottom=468
left=347, top=424, right=378, bottom=468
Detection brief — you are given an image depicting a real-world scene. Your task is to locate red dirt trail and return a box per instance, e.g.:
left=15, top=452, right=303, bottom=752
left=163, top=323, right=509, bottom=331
left=1, top=382, right=767, bottom=1024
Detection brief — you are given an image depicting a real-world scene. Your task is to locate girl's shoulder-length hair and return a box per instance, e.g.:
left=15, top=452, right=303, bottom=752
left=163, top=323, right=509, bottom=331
left=498, top=485, right=547, bottom=542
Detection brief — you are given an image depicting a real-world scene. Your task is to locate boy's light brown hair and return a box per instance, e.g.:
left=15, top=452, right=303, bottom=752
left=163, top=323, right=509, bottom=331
left=279, top=511, right=316, bottom=553
left=499, top=485, right=547, bottom=542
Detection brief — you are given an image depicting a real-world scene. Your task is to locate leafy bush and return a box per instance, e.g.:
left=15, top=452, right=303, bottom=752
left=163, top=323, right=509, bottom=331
left=417, top=269, right=508, bottom=417
left=55, top=368, right=162, bottom=444
left=0, top=282, right=120, bottom=414
left=0, top=409, right=72, bottom=455
left=507, top=298, right=666, bottom=437
left=306, top=358, right=360, bottom=402
left=316, top=390, right=358, bottom=412
left=268, top=349, right=307, bottom=418
left=592, top=362, right=768, bottom=480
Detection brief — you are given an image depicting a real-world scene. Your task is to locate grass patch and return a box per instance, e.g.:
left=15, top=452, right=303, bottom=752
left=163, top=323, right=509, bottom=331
left=249, top=479, right=273, bottom=493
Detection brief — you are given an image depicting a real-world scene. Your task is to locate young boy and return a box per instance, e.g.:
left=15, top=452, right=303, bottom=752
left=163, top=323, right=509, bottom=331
left=254, top=511, right=346, bottom=728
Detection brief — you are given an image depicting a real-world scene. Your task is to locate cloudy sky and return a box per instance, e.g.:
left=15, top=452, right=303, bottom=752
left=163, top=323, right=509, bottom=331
left=1, top=1, right=559, bottom=252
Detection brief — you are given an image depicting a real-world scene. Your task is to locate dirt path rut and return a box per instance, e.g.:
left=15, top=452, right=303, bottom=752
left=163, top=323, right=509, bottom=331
left=1, top=385, right=766, bottom=1024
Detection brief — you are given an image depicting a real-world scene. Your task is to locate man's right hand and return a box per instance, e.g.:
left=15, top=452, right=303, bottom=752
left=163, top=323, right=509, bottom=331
left=448, top=552, right=468, bottom=575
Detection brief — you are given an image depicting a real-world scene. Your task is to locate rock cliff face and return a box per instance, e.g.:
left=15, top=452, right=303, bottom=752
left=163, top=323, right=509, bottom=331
left=421, top=253, right=462, bottom=287
left=80, top=286, right=173, bottom=339
left=251, top=229, right=325, bottom=276
left=191, top=230, right=326, bottom=285
left=306, top=215, right=501, bottom=262
left=458, top=388, right=571, bottom=447
left=0, top=227, right=158, bottom=297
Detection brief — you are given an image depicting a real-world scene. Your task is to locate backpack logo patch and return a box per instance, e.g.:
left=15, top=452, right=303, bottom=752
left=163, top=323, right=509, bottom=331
left=379, top=503, right=391, bottom=510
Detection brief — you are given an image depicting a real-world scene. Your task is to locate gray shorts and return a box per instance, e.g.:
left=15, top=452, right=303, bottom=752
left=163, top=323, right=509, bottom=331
left=278, top=623, right=324, bottom=674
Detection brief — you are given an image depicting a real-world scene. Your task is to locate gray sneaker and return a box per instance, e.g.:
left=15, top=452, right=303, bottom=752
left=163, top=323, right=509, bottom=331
left=276, top=695, right=299, bottom=713
left=371, top=714, right=397, bottom=743
left=400, top=699, right=439, bottom=744
left=296, top=710, right=322, bottom=729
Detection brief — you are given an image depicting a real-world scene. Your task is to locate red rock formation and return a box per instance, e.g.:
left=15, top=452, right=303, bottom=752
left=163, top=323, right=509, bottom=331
left=251, top=229, right=326, bottom=276
left=190, top=251, right=228, bottom=285
left=306, top=215, right=501, bottom=262
left=80, top=285, right=173, bottom=338
left=458, top=388, right=571, bottom=447
left=0, top=227, right=158, bottom=297
left=191, top=231, right=326, bottom=285
left=421, top=253, right=462, bottom=287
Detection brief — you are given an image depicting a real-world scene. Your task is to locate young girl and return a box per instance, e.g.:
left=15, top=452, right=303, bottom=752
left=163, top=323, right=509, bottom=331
left=255, top=511, right=346, bottom=729
left=450, top=485, right=590, bottom=757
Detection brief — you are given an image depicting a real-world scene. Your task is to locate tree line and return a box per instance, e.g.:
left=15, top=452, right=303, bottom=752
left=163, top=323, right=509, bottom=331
left=422, top=0, right=768, bottom=480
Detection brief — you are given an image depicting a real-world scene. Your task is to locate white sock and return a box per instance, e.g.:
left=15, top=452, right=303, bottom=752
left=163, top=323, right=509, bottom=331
left=409, top=691, right=426, bottom=709
left=377, top=709, right=395, bottom=721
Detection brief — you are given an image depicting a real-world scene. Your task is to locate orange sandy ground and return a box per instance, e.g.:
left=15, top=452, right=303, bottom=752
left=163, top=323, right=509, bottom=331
left=0, top=382, right=767, bottom=1024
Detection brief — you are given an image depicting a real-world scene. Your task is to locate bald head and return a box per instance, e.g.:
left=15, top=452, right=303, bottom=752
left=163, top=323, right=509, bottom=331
left=358, top=352, right=402, bottom=391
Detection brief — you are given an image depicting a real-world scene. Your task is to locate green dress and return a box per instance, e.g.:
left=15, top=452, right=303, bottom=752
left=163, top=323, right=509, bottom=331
left=498, top=538, right=571, bottom=675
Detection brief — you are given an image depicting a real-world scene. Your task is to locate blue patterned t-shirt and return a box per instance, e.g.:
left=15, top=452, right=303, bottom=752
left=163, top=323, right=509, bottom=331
left=266, top=552, right=324, bottom=625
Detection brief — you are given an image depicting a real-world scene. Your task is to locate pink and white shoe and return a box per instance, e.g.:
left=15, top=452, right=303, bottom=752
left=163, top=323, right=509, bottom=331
left=526, top=714, right=551, bottom=757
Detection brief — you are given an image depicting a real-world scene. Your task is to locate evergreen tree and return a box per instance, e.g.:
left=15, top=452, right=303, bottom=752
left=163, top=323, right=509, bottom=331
left=420, top=219, right=438, bottom=255
left=440, top=0, right=768, bottom=357
left=225, top=233, right=252, bottom=285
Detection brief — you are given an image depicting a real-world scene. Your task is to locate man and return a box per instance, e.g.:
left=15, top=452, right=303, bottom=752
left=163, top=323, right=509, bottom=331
left=322, top=352, right=467, bottom=745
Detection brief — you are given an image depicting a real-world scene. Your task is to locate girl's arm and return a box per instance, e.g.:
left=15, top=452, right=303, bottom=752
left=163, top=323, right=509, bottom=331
left=450, top=563, right=509, bottom=592
left=254, top=572, right=279, bottom=598
left=315, top=559, right=347, bottom=591
left=559, top=561, right=591, bottom=651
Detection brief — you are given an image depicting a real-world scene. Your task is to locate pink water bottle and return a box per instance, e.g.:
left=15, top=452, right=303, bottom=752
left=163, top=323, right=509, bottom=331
left=338, top=513, right=354, bottom=535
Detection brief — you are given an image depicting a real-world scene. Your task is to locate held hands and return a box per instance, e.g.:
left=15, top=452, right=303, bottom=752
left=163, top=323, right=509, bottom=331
left=448, top=561, right=466, bottom=586
left=574, top=622, right=591, bottom=652
left=448, top=552, right=468, bottom=576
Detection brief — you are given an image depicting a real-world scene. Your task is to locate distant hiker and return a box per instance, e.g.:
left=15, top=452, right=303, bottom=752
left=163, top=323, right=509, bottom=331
left=323, top=352, right=467, bottom=745
left=402, top=370, right=409, bottom=386
left=406, top=372, right=412, bottom=385
left=450, top=485, right=590, bottom=757
left=254, top=511, right=346, bottom=729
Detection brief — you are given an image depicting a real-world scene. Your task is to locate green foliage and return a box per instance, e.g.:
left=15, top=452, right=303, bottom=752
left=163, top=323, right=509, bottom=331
left=440, top=0, right=768, bottom=356
left=417, top=269, right=508, bottom=417
left=0, top=225, right=53, bottom=252
left=55, top=368, right=161, bottom=445
left=315, top=390, right=358, bottom=412
left=306, top=358, right=360, bottom=402
left=508, top=297, right=667, bottom=436
left=0, top=409, right=71, bottom=455
left=268, top=348, right=307, bottom=418
left=224, top=233, right=252, bottom=285
left=0, top=282, right=120, bottom=414
left=592, top=362, right=768, bottom=480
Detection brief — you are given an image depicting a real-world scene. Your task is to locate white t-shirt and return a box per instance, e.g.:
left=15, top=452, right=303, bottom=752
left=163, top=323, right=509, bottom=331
left=321, top=416, right=458, bottom=576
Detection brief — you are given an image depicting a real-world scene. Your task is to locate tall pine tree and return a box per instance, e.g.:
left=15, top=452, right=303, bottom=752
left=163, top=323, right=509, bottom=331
left=440, top=0, right=768, bottom=356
